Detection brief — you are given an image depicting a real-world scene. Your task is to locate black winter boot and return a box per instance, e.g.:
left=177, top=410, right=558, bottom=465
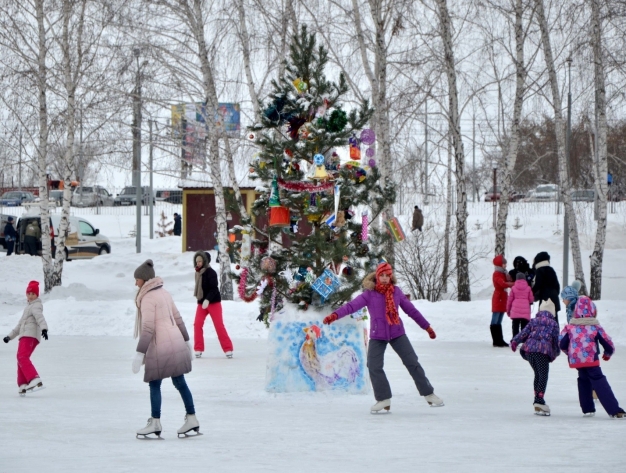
left=494, top=324, right=509, bottom=347
left=489, top=325, right=498, bottom=347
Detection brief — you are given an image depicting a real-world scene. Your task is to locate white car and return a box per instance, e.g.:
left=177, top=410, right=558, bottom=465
left=72, top=186, right=115, bottom=207
left=532, top=184, right=559, bottom=202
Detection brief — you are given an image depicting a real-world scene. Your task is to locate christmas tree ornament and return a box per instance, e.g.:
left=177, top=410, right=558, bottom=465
left=385, top=217, right=406, bottom=242
left=293, top=77, right=308, bottom=93
left=260, top=256, right=277, bottom=273
left=270, top=206, right=290, bottom=227
left=335, top=210, right=346, bottom=227
left=247, top=132, right=256, bottom=141
left=342, top=266, right=353, bottom=276
left=361, top=210, right=369, bottom=242
left=349, top=134, right=361, bottom=160
left=305, top=267, right=315, bottom=284
left=238, top=267, right=258, bottom=302
left=334, top=184, right=341, bottom=220
left=365, top=146, right=376, bottom=158
left=311, top=269, right=341, bottom=302
left=326, top=109, right=348, bottom=133
left=368, top=158, right=376, bottom=168
left=298, top=122, right=312, bottom=140
left=360, top=128, right=376, bottom=145
left=269, top=176, right=281, bottom=207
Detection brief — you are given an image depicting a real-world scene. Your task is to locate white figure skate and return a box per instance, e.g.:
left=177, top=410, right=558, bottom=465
left=195, top=351, right=202, bottom=358
left=534, top=403, right=551, bottom=416
left=136, top=418, right=163, bottom=440
left=425, top=393, right=444, bottom=407
left=225, top=351, right=233, bottom=359
left=177, top=414, right=202, bottom=438
left=25, top=377, right=44, bottom=393
left=583, top=412, right=595, bottom=417
left=18, top=385, right=26, bottom=397
left=370, top=399, right=391, bottom=414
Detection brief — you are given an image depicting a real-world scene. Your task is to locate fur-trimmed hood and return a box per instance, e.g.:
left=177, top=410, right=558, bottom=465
left=193, top=250, right=210, bottom=269
left=362, top=272, right=397, bottom=290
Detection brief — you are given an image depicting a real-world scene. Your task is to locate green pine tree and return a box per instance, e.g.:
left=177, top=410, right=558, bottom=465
left=233, top=26, right=395, bottom=326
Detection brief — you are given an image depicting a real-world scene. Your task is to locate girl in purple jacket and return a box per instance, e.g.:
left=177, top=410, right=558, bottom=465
left=323, top=262, right=443, bottom=414
left=510, top=299, right=560, bottom=416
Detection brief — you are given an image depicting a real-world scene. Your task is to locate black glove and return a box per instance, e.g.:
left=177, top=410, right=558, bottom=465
left=42, top=329, right=48, bottom=341
left=3, top=336, right=9, bottom=344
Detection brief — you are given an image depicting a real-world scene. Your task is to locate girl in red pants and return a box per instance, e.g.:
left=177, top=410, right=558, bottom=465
left=192, top=251, right=233, bottom=358
left=3, top=281, right=49, bottom=395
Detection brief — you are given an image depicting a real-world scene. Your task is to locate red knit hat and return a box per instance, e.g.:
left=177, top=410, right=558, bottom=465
left=26, top=280, right=39, bottom=297
left=376, top=262, right=393, bottom=280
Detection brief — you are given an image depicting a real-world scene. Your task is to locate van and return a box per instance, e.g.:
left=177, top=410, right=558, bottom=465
left=16, top=213, right=111, bottom=260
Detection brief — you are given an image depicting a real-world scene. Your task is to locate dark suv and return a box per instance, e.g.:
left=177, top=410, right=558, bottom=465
left=114, top=186, right=155, bottom=206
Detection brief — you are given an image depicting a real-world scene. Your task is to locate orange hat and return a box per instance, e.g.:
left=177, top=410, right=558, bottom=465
left=376, top=262, right=393, bottom=280
left=26, top=280, right=39, bottom=297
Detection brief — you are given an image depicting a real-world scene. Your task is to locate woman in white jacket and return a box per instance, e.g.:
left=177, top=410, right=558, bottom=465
left=3, top=280, right=48, bottom=395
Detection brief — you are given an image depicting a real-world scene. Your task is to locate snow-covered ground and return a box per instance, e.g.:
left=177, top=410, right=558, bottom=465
left=0, top=203, right=625, bottom=472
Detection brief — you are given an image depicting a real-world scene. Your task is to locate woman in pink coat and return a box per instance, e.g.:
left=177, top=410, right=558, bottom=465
left=506, top=272, right=534, bottom=338
left=131, top=259, right=201, bottom=439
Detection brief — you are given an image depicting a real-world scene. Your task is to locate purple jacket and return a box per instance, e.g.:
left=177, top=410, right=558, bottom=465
left=333, top=273, right=430, bottom=341
left=511, top=310, right=560, bottom=362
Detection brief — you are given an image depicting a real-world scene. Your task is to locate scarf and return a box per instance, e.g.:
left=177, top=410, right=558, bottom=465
left=134, top=277, right=163, bottom=339
left=375, top=283, right=400, bottom=325
left=194, top=266, right=206, bottom=301
left=495, top=266, right=512, bottom=282
left=570, top=317, right=599, bottom=326
left=535, top=260, right=550, bottom=270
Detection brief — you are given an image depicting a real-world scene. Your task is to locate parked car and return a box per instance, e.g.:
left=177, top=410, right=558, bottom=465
left=1, top=213, right=18, bottom=250
left=114, top=186, right=155, bottom=206
left=72, top=186, right=115, bottom=207
left=164, top=190, right=182, bottom=204
left=571, top=189, right=595, bottom=202
left=155, top=189, right=180, bottom=201
left=0, top=191, right=36, bottom=206
left=510, top=192, right=526, bottom=202
left=533, top=184, right=559, bottom=201
left=16, top=213, right=111, bottom=260
left=49, top=190, right=65, bottom=206
left=484, top=186, right=501, bottom=202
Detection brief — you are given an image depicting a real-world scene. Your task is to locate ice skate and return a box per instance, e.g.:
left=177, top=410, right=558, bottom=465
left=425, top=393, right=444, bottom=407
left=533, top=403, right=551, bottom=416
left=370, top=399, right=391, bottom=414
left=177, top=414, right=202, bottom=438
left=18, top=385, right=26, bottom=397
left=583, top=412, right=595, bottom=417
left=225, top=351, right=233, bottom=359
left=195, top=351, right=202, bottom=358
left=25, top=377, right=44, bottom=393
left=611, top=409, right=626, bottom=419
left=136, top=418, right=163, bottom=440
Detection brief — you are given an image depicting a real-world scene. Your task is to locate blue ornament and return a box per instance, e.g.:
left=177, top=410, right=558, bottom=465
left=313, top=154, right=325, bottom=166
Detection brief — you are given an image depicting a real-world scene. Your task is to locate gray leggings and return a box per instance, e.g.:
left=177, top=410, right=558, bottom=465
left=367, top=334, right=434, bottom=401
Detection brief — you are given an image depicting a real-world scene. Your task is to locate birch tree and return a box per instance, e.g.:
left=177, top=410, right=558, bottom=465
left=434, top=0, right=471, bottom=300
left=588, top=0, right=608, bottom=299
left=534, top=0, right=587, bottom=293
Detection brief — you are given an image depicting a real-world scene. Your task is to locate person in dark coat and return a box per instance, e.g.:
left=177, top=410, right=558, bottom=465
left=4, top=216, right=17, bottom=256
left=192, top=251, right=233, bottom=359
left=508, top=256, right=535, bottom=286
left=532, top=251, right=561, bottom=322
left=411, top=206, right=424, bottom=232
left=173, top=213, right=182, bottom=236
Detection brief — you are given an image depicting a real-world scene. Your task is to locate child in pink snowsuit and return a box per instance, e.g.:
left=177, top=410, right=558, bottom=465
left=3, top=281, right=48, bottom=395
left=507, top=272, right=534, bottom=338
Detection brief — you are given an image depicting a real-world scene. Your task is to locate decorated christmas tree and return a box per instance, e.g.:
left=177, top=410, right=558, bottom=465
left=234, top=26, right=396, bottom=325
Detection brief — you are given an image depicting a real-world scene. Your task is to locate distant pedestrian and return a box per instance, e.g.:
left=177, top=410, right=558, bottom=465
left=532, top=252, right=561, bottom=323
left=4, top=216, right=17, bottom=256
left=507, top=272, right=534, bottom=338
left=511, top=299, right=560, bottom=416
left=559, top=296, right=625, bottom=418
left=491, top=255, right=514, bottom=347
left=3, top=280, right=48, bottom=396
left=508, top=256, right=534, bottom=287
left=192, top=251, right=233, bottom=359
left=411, top=206, right=424, bottom=232
left=24, top=220, right=41, bottom=256
left=173, top=213, right=181, bottom=236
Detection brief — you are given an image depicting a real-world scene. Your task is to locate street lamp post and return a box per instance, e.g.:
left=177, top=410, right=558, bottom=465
left=133, top=48, right=142, bottom=253
left=563, top=57, right=572, bottom=286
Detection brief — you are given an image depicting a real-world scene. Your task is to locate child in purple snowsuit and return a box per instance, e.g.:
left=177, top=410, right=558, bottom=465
left=559, top=296, right=625, bottom=418
left=511, top=299, right=560, bottom=415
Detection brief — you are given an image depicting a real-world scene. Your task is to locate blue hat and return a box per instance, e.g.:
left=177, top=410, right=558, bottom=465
left=7, top=216, right=13, bottom=222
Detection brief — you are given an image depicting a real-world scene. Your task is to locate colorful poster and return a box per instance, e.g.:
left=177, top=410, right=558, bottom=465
left=216, top=103, right=241, bottom=137
left=265, top=310, right=369, bottom=393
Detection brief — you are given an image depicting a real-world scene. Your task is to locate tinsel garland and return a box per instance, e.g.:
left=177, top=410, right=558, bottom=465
left=278, top=178, right=334, bottom=193
left=238, top=267, right=258, bottom=303
left=361, top=211, right=369, bottom=242
left=270, top=286, right=278, bottom=319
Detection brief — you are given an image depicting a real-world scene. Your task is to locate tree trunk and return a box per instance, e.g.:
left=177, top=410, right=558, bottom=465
left=236, top=0, right=262, bottom=121
left=495, top=0, right=526, bottom=256
left=190, top=0, right=233, bottom=300
left=222, top=135, right=250, bottom=222
left=441, top=135, right=453, bottom=293
left=534, top=0, right=586, bottom=293
left=435, top=0, right=470, bottom=301
left=589, top=0, right=608, bottom=299
left=277, top=0, right=297, bottom=79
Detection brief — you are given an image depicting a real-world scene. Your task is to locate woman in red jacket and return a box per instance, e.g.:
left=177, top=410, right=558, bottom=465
left=491, top=255, right=514, bottom=347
